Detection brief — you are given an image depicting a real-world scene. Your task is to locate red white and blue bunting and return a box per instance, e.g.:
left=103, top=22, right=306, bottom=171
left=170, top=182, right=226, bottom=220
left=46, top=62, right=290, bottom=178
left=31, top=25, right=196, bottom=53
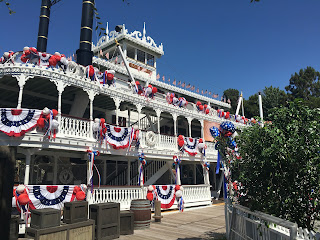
left=0, top=108, right=42, bottom=137
left=105, top=125, right=134, bottom=149
left=184, top=137, right=198, bottom=156
left=27, top=185, right=76, bottom=210
left=155, top=185, right=176, bottom=209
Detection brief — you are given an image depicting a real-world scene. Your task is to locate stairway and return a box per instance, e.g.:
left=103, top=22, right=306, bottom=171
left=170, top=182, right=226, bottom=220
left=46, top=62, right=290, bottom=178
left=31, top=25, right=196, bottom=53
left=107, top=160, right=168, bottom=186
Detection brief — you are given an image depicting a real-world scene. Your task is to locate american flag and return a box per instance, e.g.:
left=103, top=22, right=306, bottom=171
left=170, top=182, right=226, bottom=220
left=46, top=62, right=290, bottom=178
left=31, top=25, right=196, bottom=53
left=205, top=90, right=208, bottom=94
left=196, top=88, right=199, bottom=93
left=181, top=82, right=185, bottom=87
left=168, top=78, right=170, bottom=83
left=105, top=52, right=109, bottom=59
left=149, top=71, right=152, bottom=77
left=186, top=84, right=191, bottom=88
left=213, top=94, right=218, bottom=98
left=227, top=99, right=231, bottom=104
left=191, top=85, right=195, bottom=90
left=172, top=79, right=176, bottom=85
left=67, top=56, right=72, bottom=61
left=99, top=49, right=103, bottom=56
left=156, top=74, right=160, bottom=80
left=162, top=76, right=165, bottom=82
left=115, top=56, right=118, bottom=64
left=209, top=91, right=212, bottom=95
left=178, top=80, right=181, bottom=85
left=201, top=90, right=204, bottom=94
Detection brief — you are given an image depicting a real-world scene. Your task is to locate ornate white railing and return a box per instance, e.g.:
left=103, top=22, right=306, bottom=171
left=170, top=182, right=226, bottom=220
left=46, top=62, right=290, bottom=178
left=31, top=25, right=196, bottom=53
left=59, top=116, right=91, bottom=138
left=87, top=184, right=211, bottom=210
left=158, top=134, right=177, bottom=150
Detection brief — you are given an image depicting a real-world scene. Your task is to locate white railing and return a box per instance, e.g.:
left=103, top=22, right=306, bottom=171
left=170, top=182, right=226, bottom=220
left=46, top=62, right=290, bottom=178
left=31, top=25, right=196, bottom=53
left=227, top=203, right=320, bottom=240
left=87, top=184, right=211, bottom=210
left=158, top=134, right=177, bottom=150
left=59, top=116, right=91, bottom=139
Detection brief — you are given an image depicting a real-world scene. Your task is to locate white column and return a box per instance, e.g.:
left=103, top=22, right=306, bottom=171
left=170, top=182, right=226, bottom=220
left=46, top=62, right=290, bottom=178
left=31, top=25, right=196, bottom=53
left=53, top=156, right=58, bottom=184
left=15, top=75, right=30, bottom=109
left=200, top=120, right=204, bottom=138
left=24, top=153, right=31, bottom=185
left=57, top=91, right=62, bottom=124
left=136, top=104, right=142, bottom=129
left=187, top=117, right=192, bottom=137
left=127, top=159, right=131, bottom=185
left=123, top=42, right=127, bottom=57
left=258, top=92, right=264, bottom=127
left=202, top=164, right=210, bottom=185
left=87, top=90, right=96, bottom=139
left=134, top=48, right=137, bottom=60
left=156, top=109, right=161, bottom=146
left=176, top=166, right=181, bottom=185
left=113, top=98, right=121, bottom=126
left=172, top=113, right=177, bottom=136
left=17, top=85, right=24, bottom=109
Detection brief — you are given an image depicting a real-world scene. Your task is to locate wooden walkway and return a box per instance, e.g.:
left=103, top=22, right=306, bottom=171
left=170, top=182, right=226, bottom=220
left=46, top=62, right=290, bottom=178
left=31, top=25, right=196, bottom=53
left=119, top=203, right=226, bottom=240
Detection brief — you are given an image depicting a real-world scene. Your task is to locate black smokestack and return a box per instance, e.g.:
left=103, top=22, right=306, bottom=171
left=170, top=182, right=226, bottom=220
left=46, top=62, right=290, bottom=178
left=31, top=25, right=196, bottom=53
left=37, top=0, right=52, bottom=52
left=76, top=0, right=95, bottom=66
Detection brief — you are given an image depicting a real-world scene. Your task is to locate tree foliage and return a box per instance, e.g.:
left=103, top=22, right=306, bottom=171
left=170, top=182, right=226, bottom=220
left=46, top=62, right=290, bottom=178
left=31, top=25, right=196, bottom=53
left=243, top=94, right=259, bottom=119
left=232, top=100, right=320, bottom=229
left=262, top=86, right=287, bottom=120
left=223, top=88, right=239, bottom=114
left=285, top=67, right=320, bottom=108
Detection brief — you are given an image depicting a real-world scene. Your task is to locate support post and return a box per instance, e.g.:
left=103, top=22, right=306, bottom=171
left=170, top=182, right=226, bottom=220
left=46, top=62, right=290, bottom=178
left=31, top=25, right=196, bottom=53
left=187, top=117, right=192, bottom=137
left=115, top=39, right=135, bottom=83
left=113, top=98, right=121, bottom=126
left=156, top=109, right=161, bottom=146
left=127, top=108, right=131, bottom=127
left=258, top=92, right=264, bottom=127
left=235, top=92, right=243, bottom=115
left=136, top=104, right=142, bottom=129
left=15, top=75, right=30, bottom=109
left=24, top=152, right=31, bottom=185
left=200, top=120, right=204, bottom=138
left=172, top=113, right=177, bottom=136
left=17, top=85, right=24, bottom=109
left=176, top=165, right=181, bottom=185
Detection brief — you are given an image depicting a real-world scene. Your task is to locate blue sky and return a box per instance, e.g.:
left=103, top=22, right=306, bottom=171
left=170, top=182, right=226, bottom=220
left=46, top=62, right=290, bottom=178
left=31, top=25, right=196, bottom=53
left=1, top=0, right=320, bottom=99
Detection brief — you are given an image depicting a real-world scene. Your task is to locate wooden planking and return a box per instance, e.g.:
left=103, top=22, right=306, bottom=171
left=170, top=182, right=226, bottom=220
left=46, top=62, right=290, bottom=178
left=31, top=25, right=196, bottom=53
left=118, top=204, right=226, bottom=240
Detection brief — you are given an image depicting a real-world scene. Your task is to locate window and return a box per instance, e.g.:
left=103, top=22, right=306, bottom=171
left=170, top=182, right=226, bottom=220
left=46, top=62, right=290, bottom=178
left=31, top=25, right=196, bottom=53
left=137, top=49, right=145, bottom=63
left=127, top=46, right=135, bottom=59
left=146, top=53, right=154, bottom=67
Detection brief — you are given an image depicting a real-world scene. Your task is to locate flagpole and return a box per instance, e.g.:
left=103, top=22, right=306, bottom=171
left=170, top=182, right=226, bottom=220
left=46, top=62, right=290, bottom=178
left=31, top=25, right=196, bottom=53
left=235, top=92, right=243, bottom=115
left=115, top=39, right=135, bottom=83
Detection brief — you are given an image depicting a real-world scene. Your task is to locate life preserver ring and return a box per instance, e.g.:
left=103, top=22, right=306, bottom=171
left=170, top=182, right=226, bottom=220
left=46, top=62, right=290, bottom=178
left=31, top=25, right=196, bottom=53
left=146, top=131, right=156, bottom=146
left=59, top=169, right=73, bottom=184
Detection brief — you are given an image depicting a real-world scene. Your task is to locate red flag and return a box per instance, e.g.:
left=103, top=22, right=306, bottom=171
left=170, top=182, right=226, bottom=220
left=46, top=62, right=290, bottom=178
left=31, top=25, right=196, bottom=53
left=201, top=90, right=204, bottom=94
left=186, top=84, right=191, bottom=89
left=178, top=80, right=181, bottom=85
left=121, top=61, right=124, bottom=66
left=99, top=49, right=103, bottom=56
left=105, top=52, right=109, bottom=59
left=156, top=73, right=160, bottom=80
left=227, top=99, right=231, bottom=104
left=162, top=76, right=165, bottom=82
left=196, top=88, right=199, bottom=93
left=172, top=79, right=176, bottom=85
left=191, top=86, right=195, bottom=91
left=181, top=82, right=185, bottom=87
left=213, top=94, right=218, bottom=98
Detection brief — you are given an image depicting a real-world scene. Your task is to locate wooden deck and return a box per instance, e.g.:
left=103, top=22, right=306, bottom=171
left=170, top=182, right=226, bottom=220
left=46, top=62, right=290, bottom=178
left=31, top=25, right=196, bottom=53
left=119, top=203, right=226, bottom=240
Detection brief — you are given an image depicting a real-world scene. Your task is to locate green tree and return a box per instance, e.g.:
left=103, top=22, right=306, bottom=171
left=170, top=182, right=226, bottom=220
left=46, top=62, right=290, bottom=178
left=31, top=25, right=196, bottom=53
left=285, top=67, right=320, bottom=108
left=243, top=94, right=259, bottom=119
left=262, top=86, right=287, bottom=120
left=233, top=100, right=320, bottom=230
left=223, top=88, right=239, bottom=114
